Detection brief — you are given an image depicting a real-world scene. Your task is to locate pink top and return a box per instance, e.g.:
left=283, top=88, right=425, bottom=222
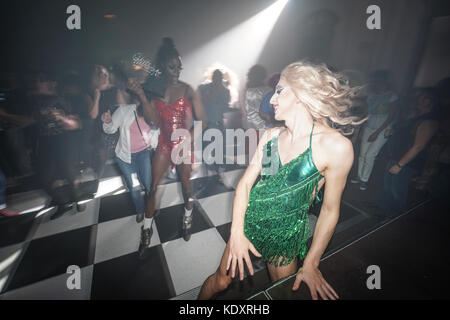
left=130, top=117, right=151, bottom=154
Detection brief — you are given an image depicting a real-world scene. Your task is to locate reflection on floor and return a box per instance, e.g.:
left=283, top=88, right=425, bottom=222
left=0, top=156, right=438, bottom=300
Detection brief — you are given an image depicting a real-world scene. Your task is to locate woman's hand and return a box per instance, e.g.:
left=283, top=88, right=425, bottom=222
left=292, top=265, right=339, bottom=300
left=389, top=164, right=402, bottom=175
left=49, top=108, right=65, bottom=120
left=101, top=110, right=112, bottom=123
left=226, top=232, right=261, bottom=281
left=94, top=88, right=101, bottom=102
left=50, top=109, right=80, bottom=130
left=61, top=115, right=81, bottom=130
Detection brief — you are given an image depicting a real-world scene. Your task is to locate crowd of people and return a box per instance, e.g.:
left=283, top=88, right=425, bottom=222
left=0, top=36, right=449, bottom=299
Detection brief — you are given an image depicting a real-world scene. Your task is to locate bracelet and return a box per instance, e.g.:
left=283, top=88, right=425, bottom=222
left=396, top=162, right=403, bottom=168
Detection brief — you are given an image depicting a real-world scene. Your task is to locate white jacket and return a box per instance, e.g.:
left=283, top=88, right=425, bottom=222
left=103, top=104, right=159, bottom=163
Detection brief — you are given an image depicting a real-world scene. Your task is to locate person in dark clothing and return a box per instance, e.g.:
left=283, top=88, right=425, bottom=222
left=376, top=88, right=440, bottom=217
left=198, top=69, right=230, bottom=174
left=426, top=78, right=450, bottom=202
left=198, top=69, right=230, bottom=127
left=259, top=72, right=282, bottom=128
left=0, top=71, right=34, bottom=179
left=0, top=166, right=20, bottom=216
left=83, top=65, right=119, bottom=182
left=26, top=72, right=82, bottom=217
left=59, top=73, right=91, bottom=169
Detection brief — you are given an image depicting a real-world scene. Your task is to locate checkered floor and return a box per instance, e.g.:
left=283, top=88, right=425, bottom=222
left=0, top=160, right=255, bottom=299
left=0, top=156, right=399, bottom=300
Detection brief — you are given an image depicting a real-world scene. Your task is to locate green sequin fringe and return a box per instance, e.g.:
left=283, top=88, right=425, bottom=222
left=244, top=151, right=322, bottom=267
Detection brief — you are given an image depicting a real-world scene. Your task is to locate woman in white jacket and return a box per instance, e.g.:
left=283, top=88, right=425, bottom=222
left=102, top=88, right=159, bottom=225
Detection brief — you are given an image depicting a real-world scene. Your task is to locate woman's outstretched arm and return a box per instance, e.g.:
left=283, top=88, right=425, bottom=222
left=293, top=132, right=354, bottom=300
left=227, top=128, right=279, bottom=280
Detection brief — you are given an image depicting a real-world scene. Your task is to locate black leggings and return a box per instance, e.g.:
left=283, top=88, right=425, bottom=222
left=37, top=133, right=78, bottom=204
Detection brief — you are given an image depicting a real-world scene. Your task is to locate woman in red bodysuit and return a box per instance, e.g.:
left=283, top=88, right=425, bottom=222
left=141, top=38, right=207, bottom=248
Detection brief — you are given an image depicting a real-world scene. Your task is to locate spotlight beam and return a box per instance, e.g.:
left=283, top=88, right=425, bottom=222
left=182, top=0, right=288, bottom=86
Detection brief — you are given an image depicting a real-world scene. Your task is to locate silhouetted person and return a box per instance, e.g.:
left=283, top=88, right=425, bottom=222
left=242, top=65, right=271, bottom=131
left=351, top=70, right=398, bottom=191
left=377, top=88, right=439, bottom=217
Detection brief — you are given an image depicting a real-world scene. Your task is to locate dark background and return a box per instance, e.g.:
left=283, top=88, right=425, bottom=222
left=1, top=0, right=450, bottom=90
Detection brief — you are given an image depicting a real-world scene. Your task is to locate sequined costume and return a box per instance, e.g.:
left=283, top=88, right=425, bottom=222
left=155, top=97, right=193, bottom=164
left=244, top=86, right=271, bottom=130
left=244, top=124, right=323, bottom=266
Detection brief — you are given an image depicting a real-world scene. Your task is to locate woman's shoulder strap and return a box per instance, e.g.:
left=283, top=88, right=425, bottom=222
left=278, top=127, right=287, bottom=138
left=309, top=123, right=315, bottom=148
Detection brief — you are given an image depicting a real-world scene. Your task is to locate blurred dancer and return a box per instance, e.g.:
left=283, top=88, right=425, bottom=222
left=198, top=69, right=230, bottom=173
left=242, top=65, right=271, bottom=131
left=351, top=70, right=398, bottom=191
left=0, top=166, right=19, bottom=216
left=376, top=88, right=439, bottom=216
left=259, top=72, right=282, bottom=128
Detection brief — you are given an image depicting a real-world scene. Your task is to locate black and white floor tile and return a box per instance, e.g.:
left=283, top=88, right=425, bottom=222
left=0, top=157, right=382, bottom=300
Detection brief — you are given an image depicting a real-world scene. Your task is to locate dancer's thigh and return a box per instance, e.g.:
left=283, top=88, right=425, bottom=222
left=266, top=258, right=298, bottom=283
left=150, top=151, right=171, bottom=190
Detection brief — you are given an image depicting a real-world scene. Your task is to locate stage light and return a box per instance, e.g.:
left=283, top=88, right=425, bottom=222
left=182, top=0, right=289, bottom=86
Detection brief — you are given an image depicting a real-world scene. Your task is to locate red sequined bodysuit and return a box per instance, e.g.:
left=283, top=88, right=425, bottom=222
left=155, top=97, right=193, bottom=164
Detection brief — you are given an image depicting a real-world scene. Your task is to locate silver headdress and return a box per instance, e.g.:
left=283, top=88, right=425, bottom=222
left=132, top=52, right=162, bottom=77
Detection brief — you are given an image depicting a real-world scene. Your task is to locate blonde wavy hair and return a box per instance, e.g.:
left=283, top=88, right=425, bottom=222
left=282, top=61, right=366, bottom=135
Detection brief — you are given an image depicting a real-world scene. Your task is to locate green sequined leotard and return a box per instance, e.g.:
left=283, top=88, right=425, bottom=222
left=244, top=124, right=323, bottom=267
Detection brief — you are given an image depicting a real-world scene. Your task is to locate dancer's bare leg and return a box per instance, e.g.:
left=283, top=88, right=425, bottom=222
left=198, top=249, right=298, bottom=300
left=266, top=258, right=298, bottom=282
left=198, top=241, right=233, bottom=300
left=145, top=151, right=171, bottom=218
left=177, top=162, right=193, bottom=210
